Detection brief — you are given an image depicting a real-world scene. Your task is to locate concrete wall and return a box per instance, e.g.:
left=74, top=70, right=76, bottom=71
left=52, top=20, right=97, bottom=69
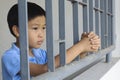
left=112, top=0, right=120, bottom=57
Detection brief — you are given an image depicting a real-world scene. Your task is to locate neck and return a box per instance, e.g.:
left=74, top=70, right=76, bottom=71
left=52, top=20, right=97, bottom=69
left=15, top=38, right=34, bottom=57
left=29, top=48, right=34, bottom=57
left=15, top=38, right=20, bottom=48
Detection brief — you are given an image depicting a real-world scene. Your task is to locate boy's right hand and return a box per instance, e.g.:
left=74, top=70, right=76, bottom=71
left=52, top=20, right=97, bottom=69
left=80, top=32, right=100, bottom=53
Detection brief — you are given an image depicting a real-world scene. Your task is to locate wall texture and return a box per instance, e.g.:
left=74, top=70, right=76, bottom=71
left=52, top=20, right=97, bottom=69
left=112, top=0, right=120, bottom=57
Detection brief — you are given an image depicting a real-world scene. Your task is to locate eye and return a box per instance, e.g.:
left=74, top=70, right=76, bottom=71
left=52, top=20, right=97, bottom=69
left=33, top=27, right=38, bottom=30
left=32, top=26, right=38, bottom=30
left=43, top=27, right=46, bottom=30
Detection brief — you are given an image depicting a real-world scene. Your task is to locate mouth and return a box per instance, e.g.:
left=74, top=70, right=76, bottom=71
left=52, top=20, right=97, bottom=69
left=37, top=40, right=43, bottom=45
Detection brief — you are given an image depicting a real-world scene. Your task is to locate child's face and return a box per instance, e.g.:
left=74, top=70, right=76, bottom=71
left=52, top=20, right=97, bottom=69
left=28, top=16, right=46, bottom=49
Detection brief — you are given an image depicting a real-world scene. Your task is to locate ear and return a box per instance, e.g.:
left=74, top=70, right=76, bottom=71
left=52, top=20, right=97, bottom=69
left=12, top=25, right=19, bottom=37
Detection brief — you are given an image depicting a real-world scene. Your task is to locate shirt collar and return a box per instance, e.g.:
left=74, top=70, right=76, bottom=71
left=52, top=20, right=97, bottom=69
left=12, top=43, right=20, bottom=54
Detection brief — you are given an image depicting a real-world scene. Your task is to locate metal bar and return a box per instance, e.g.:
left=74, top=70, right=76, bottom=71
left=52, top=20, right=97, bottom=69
left=83, top=0, right=88, bottom=32
left=72, top=1, right=80, bottom=60
left=59, top=0, right=66, bottom=66
left=18, top=0, right=30, bottom=80
left=69, top=0, right=86, bottom=3
left=95, top=0, right=99, bottom=8
left=79, top=2, right=87, bottom=6
left=89, top=0, right=94, bottom=31
left=111, top=0, right=114, bottom=45
left=95, top=7, right=100, bottom=35
left=82, top=0, right=87, bottom=3
left=94, top=7, right=104, bottom=13
left=105, top=0, right=113, bottom=63
left=105, top=0, right=108, bottom=47
left=68, top=0, right=87, bottom=6
left=108, top=0, right=112, bottom=13
left=100, top=0, right=106, bottom=49
left=45, top=0, right=55, bottom=72
left=108, top=15, right=112, bottom=46
left=107, top=12, right=113, bottom=16
left=106, top=53, right=112, bottom=63
left=106, top=0, right=114, bottom=62
left=33, top=45, right=115, bottom=80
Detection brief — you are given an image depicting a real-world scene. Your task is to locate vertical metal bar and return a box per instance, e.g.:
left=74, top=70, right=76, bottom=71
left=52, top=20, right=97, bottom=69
left=59, top=0, right=66, bottom=66
left=18, top=0, right=30, bottom=80
left=111, top=0, right=114, bottom=45
left=98, top=0, right=102, bottom=49
left=100, top=0, right=105, bottom=49
left=106, top=0, right=114, bottom=63
left=108, top=15, right=111, bottom=46
left=95, top=0, right=99, bottom=8
left=82, top=0, right=88, bottom=32
left=72, top=1, right=80, bottom=60
left=106, top=0, right=112, bottom=63
left=105, top=0, right=108, bottom=48
left=110, top=0, right=116, bottom=45
left=83, top=0, right=87, bottom=3
left=108, top=0, right=112, bottom=13
left=106, top=53, right=112, bottom=63
left=45, top=0, right=55, bottom=72
left=89, top=0, right=94, bottom=31
left=95, top=0, right=100, bottom=35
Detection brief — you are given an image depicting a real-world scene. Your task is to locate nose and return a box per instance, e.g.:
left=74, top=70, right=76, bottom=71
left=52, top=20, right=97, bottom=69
left=38, top=29, right=44, bottom=38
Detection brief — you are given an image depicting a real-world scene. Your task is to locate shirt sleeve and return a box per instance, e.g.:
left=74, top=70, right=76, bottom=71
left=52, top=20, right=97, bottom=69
left=2, top=51, right=20, bottom=77
left=32, top=49, right=47, bottom=64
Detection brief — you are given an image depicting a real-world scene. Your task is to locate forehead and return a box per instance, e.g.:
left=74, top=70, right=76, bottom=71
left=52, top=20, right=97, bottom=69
left=28, top=16, right=46, bottom=25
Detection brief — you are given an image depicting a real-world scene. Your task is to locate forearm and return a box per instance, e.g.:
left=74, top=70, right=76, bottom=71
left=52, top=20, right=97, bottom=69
left=66, top=41, right=84, bottom=64
left=29, top=63, right=48, bottom=76
left=54, top=41, right=84, bottom=67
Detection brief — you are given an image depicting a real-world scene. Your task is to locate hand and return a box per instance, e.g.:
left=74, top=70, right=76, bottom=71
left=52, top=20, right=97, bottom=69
left=88, top=32, right=101, bottom=51
left=80, top=31, right=101, bottom=52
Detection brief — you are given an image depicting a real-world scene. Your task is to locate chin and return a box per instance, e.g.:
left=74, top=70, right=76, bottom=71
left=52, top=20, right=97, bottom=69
left=35, top=45, right=41, bottom=49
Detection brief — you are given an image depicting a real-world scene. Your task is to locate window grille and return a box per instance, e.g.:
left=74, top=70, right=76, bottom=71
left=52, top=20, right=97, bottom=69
left=13, top=0, right=115, bottom=80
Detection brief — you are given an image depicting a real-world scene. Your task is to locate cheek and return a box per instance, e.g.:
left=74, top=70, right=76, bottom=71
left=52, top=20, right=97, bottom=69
left=43, top=31, right=46, bottom=37
left=28, top=36, right=34, bottom=44
left=28, top=32, right=35, bottom=42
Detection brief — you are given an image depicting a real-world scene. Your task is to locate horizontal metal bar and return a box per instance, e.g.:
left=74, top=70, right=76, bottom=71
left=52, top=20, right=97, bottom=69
left=79, top=1, right=87, bottom=6
left=68, top=0, right=82, bottom=2
left=33, top=45, right=115, bottom=80
left=94, top=7, right=104, bottom=13
left=68, top=0, right=87, bottom=6
left=107, top=12, right=113, bottom=16
left=56, top=39, right=65, bottom=43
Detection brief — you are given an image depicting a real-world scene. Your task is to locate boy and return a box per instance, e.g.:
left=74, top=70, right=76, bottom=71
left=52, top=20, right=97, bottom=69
left=1, top=2, right=100, bottom=80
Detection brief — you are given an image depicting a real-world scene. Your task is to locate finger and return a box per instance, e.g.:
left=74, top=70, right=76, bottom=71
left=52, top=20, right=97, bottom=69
left=91, top=46, right=99, bottom=51
left=91, top=42, right=100, bottom=46
left=90, top=38, right=101, bottom=43
left=90, top=37, right=100, bottom=43
left=92, top=35, right=100, bottom=40
left=81, top=32, right=87, bottom=39
left=88, top=31, right=95, bottom=38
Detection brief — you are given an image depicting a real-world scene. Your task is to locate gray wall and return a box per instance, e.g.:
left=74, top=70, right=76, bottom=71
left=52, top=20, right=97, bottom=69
left=112, top=0, right=120, bottom=57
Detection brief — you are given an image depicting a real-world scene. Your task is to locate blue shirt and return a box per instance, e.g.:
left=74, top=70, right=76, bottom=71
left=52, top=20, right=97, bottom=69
left=1, top=43, right=47, bottom=80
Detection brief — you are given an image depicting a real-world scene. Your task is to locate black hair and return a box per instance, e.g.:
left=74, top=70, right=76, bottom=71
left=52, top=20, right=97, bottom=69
left=7, top=2, right=45, bottom=37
